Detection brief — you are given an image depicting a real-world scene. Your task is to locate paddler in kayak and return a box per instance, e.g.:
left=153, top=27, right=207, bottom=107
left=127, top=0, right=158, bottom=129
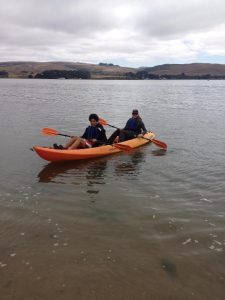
left=107, top=109, right=147, bottom=144
left=53, top=114, right=107, bottom=149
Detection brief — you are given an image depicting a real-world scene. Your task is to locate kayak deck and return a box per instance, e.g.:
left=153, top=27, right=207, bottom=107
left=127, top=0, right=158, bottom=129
left=34, top=132, right=155, bottom=162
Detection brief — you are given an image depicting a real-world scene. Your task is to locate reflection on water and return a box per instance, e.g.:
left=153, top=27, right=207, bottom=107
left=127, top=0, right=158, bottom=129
left=38, top=157, right=108, bottom=195
left=38, top=149, right=146, bottom=185
left=114, top=150, right=145, bottom=176
left=38, top=158, right=108, bottom=184
left=37, top=150, right=147, bottom=200
left=151, top=149, right=167, bottom=156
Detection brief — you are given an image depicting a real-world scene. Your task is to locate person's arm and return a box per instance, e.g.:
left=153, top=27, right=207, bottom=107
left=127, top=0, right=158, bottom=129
left=137, top=120, right=147, bottom=137
left=141, top=121, right=147, bottom=134
left=102, top=131, right=107, bottom=142
left=100, top=128, right=107, bottom=142
left=97, top=124, right=107, bottom=142
left=124, top=119, right=130, bottom=130
left=98, top=124, right=106, bottom=133
left=81, top=128, right=88, bottom=139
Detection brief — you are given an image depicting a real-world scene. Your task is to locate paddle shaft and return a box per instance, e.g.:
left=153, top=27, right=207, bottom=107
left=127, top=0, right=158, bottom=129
left=52, top=132, right=129, bottom=145
left=56, top=133, right=106, bottom=143
left=54, top=132, right=131, bottom=150
left=141, top=136, right=152, bottom=142
left=107, top=124, right=119, bottom=130
left=42, top=127, right=132, bottom=152
left=57, top=133, right=73, bottom=138
left=104, top=122, right=167, bottom=148
left=56, top=133, right=107, bottom=144
left=99, top=118, right=167, bottom=149
left=104, top=122, right=149, bottom=139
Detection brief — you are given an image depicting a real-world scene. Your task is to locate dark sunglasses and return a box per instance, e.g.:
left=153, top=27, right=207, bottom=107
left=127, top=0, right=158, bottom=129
left=132, top=112, right=138, bottom=115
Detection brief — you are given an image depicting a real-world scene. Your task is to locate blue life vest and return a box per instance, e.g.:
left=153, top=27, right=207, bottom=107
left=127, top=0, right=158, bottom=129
left=83, top=125, right=103, bottom=140
left=125, top=118, right=138, bottom=131
left=85, top=126, right=99, bottom=140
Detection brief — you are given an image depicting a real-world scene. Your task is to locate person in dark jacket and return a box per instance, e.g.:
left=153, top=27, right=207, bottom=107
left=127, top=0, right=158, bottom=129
left=107, top=109, right=147, bottom=144
left=53, top=114, right=107, bottom=149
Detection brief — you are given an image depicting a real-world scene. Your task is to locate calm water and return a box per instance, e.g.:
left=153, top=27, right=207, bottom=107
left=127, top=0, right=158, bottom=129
left=0, top=79, right=225, bottom=300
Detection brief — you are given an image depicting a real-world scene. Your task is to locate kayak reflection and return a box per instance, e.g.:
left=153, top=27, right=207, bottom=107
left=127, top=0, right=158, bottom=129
left=114, top=150, right=146, bottom=176
left=151, top=149, right=167, bottom=156
left=37, top=157, right=108, bottom=186
left=37, top=149, right=146, bottom=185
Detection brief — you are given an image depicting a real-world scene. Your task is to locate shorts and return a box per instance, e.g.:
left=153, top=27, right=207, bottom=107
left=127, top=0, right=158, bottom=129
left=84, top=139, right=94, bottom=148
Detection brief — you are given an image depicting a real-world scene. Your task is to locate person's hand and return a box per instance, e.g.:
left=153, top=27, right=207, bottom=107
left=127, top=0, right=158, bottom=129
left=137, top=134, right=143, bottom=138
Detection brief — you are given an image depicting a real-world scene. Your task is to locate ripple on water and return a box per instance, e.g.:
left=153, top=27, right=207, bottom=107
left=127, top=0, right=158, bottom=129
left=0, top=79, right=225, bottom=299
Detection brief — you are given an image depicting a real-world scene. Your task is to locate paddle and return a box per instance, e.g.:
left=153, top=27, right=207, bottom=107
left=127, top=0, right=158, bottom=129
left=42, top=127, right=72, bottom=138
left=41, top=127, right=132, bottom=152
left=99, top=118, right=167, bottom=150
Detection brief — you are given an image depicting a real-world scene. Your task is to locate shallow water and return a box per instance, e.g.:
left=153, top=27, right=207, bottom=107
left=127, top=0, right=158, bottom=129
left=0, top=79, right=225, bottom=300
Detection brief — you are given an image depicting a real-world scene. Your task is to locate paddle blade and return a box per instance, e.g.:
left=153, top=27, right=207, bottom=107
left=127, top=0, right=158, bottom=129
left=99, top=118, right=108, bottom=126
left=152, top=138, right=167, bottom=150
left=42, top=127, right=59, bottom=136
left=114, top=143, right=133, bottom=152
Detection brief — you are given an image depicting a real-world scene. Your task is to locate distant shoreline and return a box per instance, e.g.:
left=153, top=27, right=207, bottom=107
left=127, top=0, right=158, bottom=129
left=1, top=61, right=225, bottom=80
left=0, top=77, right=225, bottom=81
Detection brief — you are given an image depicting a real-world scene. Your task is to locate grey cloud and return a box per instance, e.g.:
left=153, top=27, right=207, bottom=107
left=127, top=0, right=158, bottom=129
left=132, top=0, right=225, bottom=38
left=0, top=0, right=118, bottom=35
left=0, top=0, right=225, bottom=65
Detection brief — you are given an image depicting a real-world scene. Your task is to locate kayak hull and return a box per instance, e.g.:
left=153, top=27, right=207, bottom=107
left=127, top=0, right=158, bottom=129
left=34, top=132, right=155, bottom=162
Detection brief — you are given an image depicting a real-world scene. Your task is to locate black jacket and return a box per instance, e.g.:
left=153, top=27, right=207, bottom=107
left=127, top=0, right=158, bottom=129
left=124, top=118, right=147, bottom=134
left=82, top=124, right=107, bottom=143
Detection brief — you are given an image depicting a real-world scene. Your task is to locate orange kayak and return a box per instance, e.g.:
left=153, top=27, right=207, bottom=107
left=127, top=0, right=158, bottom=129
left=33, top=132, right=155, bottom=162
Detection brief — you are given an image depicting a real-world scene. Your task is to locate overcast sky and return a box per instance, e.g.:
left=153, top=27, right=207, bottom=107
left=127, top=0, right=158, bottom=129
left=1, top=0, right=225, bottom=67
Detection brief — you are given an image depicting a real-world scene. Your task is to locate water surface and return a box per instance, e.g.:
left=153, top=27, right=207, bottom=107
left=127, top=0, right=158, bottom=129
left=0, top=79, right=225, bottom=300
